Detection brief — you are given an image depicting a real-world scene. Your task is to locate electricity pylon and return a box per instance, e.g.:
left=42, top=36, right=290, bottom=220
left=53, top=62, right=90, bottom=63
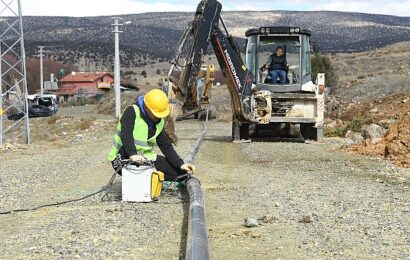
left=0, top=0, right=30, bottom=145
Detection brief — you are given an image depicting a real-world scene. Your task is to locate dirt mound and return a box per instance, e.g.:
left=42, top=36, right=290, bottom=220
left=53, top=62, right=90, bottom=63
left=345, top=94, right=410, bottom=168
left=341, top=94, right=410, bottom=122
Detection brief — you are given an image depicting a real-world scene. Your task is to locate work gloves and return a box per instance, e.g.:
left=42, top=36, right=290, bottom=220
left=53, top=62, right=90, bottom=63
left=181, top=163, right=197, bottom=174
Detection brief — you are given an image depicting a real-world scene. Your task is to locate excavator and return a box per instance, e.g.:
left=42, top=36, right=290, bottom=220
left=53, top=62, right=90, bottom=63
left=164, top=0, right=325, bottom=141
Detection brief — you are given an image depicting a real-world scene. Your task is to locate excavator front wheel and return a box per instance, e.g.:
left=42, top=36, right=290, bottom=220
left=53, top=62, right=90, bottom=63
left=300, top=123, right=323, bottom=142
left=232, top=121, right=250, bottom=141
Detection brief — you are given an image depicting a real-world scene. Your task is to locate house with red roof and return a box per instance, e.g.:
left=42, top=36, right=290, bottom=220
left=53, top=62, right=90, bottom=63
left=56, top=71, right=113, bottom=102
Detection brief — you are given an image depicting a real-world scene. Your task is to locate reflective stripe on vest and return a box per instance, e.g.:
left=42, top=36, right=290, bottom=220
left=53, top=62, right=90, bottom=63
left=107, top=104, right=165, bottom=161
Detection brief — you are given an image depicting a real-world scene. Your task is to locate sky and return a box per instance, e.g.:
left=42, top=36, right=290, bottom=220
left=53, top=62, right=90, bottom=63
left=18, top=0, right=410, bottom=17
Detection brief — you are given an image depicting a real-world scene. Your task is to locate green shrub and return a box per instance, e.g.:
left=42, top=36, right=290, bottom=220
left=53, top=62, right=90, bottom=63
left=311, top=53, right=338, bottom=88
left=348, top=116, right=365, bottom=132
left=324, top=126, right=346, bottom=137
left=124, top=70, right=134, bottom=76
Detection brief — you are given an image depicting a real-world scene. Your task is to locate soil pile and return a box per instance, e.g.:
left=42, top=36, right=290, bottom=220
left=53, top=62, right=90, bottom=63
left=345, top=94, right=410, bottom=167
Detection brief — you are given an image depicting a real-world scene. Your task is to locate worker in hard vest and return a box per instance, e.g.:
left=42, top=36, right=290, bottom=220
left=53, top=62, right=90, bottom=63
left=108, top=89, right=196, bottom=181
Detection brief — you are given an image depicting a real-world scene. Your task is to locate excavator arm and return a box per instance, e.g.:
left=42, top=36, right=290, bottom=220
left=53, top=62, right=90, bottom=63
left=168, top=0, right=270, bottom=123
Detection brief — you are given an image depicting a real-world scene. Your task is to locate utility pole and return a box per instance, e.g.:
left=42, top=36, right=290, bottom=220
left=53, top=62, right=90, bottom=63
left=112, top=17, right=131, bottom=118
left=39, top=46, right=44, bottom=95
left=0, top=0, right=30, bottom=145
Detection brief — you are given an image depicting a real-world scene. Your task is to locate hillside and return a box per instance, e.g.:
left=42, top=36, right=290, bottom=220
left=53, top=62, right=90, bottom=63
left=12, top=11, right=410, bottom=69
left=330, top=41, right=410, bottom=102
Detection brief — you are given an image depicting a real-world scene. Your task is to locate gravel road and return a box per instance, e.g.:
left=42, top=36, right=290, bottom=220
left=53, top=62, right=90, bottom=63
left=200, top=122, right=409, bottom=259
left=1, top=115, right=409, bottom=259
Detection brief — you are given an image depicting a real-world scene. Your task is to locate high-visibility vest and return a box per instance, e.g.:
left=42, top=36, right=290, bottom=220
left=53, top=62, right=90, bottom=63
left=107, top=104, right=164, bottom=161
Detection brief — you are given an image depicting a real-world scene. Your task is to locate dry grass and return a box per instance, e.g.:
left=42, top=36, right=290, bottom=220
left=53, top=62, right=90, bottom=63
left=74, top=118, right=95, bottom=131
left=50, top=139, right=68, bottom=148
left=331, top=41, right=410, bottom=101
left=47, top=115, right=62, bottom=125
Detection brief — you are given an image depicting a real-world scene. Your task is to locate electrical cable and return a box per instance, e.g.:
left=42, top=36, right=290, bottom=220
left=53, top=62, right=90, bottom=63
left=0, top=163, right=124, bottom=215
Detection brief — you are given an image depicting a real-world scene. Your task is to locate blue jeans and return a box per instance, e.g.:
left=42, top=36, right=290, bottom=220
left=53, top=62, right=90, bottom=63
left=270, top=70, right=287, bottom=84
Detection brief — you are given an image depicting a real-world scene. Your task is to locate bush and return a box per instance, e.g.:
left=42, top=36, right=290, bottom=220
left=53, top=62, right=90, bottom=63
left=348, top=116, right=365, bottom=132
left=324, top=126, right=346, bottom=137
left=312, top=54, right=338, bottom=88
left=141, top=70, right=147, bottom=78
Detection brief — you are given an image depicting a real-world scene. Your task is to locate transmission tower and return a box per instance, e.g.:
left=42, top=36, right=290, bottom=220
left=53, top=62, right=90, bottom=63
left=0, top=0, right=30, bottom=145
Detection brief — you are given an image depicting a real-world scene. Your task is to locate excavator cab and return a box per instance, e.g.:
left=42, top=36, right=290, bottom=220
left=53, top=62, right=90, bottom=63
left=232, top=27, right=325, bottom=141
left=245, top=27, right=315, bottom=93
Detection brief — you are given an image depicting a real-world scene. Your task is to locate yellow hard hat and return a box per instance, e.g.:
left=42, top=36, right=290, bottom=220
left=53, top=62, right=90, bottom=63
left=144, top=89, right=170, bottom=118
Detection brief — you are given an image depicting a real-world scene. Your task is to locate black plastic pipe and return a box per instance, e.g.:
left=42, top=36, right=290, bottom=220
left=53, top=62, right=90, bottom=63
left=185, top=177, right=209, bottom=260
left=184, top=110, right=209, bottom=260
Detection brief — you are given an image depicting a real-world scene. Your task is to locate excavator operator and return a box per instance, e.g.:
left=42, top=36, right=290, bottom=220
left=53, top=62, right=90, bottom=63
left=108, top=89, right=196, bottom=181
left=264, top=46, right=289, bottom=84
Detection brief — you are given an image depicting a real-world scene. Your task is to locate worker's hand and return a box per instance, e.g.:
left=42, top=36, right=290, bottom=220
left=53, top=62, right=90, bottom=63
left=181, top=163, right=196, bottom=174
left=130, top=155, right=146, bottom=164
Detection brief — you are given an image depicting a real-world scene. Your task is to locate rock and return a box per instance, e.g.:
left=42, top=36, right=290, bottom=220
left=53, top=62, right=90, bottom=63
left=370, top=138, right=382, bottom=145
left=323, top=118, right=333, bottom=125
left=344, top=130, right=353, bottom=138
left=244, top=217, right=259, bottom=228
left=300, top=213, right=313, bottom=223
left=342, top=132, right=364, bottom=146
left=326, top=121, right=337, bottom=128
left=345, top=139, right=354, bottom=146
left=370, top=108, right=379, bottom=113
left=362, top=124, right=385, bottom=140
left=258, top=215, right=278, bottom=224
left=274, top=202, right=282, bottom=207
left=378, top=119, right=389, bottom=127
left=352, top=134, right=364, bottom=144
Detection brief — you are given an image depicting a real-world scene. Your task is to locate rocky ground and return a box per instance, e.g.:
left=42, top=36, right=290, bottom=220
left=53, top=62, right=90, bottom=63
left=324, top=94, right=410, bottom=168
left=1, top=106, right=409, bottom=259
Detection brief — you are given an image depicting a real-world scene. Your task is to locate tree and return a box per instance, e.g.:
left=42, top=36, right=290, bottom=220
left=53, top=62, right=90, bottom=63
left=25, top=58, right=74, bottom=94
left=311, top=53, right=337, bottom=89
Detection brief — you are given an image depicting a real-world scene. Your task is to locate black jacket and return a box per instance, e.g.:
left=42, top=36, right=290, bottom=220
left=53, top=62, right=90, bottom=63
left=268, top=54, right=287, bottom=71
left=118, top=105, right=184, bottom=170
